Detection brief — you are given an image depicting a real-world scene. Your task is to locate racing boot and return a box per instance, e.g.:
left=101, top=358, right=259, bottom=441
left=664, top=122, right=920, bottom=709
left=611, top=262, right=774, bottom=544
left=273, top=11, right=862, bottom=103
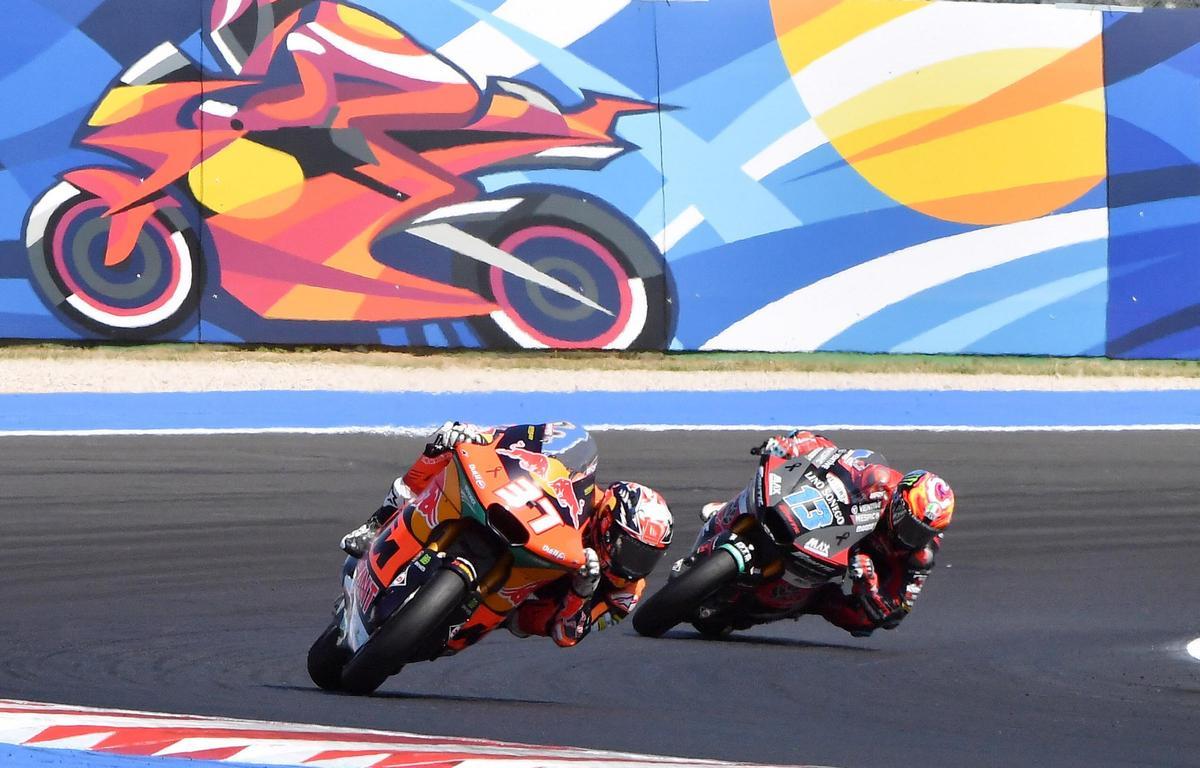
left=340, top=479, right=415, bottom=556
left=339, top=516, right=382, bottom=557
left=699, top=502, right=723, bottom=522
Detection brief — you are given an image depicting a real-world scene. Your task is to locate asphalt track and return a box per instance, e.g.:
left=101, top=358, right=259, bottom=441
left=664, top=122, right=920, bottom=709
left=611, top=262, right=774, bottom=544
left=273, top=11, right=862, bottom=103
left=0, top=431, right=1197, bottom=768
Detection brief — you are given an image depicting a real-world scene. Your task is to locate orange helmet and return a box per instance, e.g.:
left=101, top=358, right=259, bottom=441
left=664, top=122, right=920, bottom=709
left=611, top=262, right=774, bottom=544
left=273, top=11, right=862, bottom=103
left=888, top=471, right=954, bottom=549
left=593, top=482, right=673, bottom=580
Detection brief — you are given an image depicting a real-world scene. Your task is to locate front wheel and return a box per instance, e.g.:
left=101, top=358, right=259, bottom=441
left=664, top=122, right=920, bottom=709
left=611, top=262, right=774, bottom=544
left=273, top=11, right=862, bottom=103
left=633, top=549, right=740, bottom=638
left=306, top=620, right=350, bottom=692
left=461, top=188, right=674, bottom=350
left=339, top=567, right=468, bottom=695
left=24, top=181, right=202, bottom=339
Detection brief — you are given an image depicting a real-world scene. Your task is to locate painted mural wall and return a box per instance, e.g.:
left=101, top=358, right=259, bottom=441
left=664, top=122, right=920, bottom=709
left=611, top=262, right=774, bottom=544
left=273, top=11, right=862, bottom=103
left=0, top=0, right=1197, bottom=357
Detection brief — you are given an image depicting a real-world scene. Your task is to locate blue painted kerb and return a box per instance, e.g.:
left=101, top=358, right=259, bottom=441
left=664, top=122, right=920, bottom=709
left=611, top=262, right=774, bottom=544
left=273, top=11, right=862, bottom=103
left=0, top=744, right=280, bottom=768
left=0, top=389, right=1197, bottom=430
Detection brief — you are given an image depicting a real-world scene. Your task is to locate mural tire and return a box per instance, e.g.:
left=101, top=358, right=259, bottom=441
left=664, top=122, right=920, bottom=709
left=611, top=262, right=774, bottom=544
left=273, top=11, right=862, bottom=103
left=24, top=181, right=203, bottom=340
left=460, top=188, right=674, bottom=350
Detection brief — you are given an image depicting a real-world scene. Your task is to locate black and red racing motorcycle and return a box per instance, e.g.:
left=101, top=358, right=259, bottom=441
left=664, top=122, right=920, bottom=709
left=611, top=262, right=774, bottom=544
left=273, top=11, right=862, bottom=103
left=632, top=447, right=883, bottom=638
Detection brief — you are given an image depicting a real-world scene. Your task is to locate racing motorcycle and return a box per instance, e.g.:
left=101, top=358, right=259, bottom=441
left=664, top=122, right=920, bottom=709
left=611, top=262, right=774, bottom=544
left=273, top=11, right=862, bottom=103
left=632, top=447, right=883, bottom=639
left=23, top=41, right=672, bottom=349
left=307, top=437, right=591, bottom=694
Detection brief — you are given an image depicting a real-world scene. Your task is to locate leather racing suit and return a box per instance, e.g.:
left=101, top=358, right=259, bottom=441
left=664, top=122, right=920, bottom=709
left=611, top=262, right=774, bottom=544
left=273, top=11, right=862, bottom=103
left=367, top=423, right=639, bottom=647
left=713, top=431, right=941, bottom=636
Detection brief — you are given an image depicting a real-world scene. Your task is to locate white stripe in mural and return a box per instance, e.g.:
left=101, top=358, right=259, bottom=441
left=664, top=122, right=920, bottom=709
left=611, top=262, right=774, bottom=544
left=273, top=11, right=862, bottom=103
left=890, top=267, right=1107, bottom=354
left=741, top=119, right=829, bottom=181
left=653, top=205, right=704, bottom=253
left=438, top=0, right=630, bottom=85
left=793, top=2, right=1101, bottom=118
left=700, top=207, right=1109, bottom=352
left=308, top=23, right=468, bottom=83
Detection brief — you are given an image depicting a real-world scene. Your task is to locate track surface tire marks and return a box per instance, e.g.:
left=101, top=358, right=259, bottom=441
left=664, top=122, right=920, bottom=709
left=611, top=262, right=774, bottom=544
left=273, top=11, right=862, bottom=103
left=0, top=432, right=1196, bottom=768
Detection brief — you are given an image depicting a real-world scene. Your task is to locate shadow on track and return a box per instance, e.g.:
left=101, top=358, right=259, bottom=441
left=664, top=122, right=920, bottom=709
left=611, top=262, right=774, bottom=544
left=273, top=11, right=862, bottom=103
left=654, top=629, right=878, bottom=652
left=265, top=683, right=568, bottom=707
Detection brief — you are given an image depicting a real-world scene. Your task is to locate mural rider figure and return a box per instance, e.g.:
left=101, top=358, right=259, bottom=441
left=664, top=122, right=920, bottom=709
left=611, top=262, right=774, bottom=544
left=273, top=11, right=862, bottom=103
left=208, top=0, right=484, bottom=219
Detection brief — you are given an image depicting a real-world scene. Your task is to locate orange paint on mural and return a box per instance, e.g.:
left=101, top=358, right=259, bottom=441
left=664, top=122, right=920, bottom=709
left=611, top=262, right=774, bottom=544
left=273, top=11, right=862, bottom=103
left=845, top=35, right=1105, bottom=166
left=912, top=175, right=1105, bottom=225
left=770, top=0, right=843, bottom=38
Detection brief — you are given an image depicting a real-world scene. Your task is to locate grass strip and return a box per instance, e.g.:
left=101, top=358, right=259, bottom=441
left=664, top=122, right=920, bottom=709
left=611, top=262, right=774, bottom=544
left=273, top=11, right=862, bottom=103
left=2, top=342, right=1199, bottom=378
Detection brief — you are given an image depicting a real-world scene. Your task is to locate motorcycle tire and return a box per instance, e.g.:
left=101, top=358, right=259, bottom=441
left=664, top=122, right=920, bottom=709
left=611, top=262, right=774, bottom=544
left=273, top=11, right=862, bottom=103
left=306, top=620, right=350, bottom=691
left=459, top=187, right=674, bottom=351
left=339, top=567, right=468, bottom=695
left=691, top=617, right=734, bottom=640
left=24, top=181, right=203, bottom=340
left=633, top=549, right=740, bottom=638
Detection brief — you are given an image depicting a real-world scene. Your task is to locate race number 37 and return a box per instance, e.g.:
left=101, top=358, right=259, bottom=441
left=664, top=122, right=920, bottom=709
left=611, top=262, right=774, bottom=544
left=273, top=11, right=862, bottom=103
left=783, top=485, right=834, bottom=530
left=496, top=477, right=562, bottom=533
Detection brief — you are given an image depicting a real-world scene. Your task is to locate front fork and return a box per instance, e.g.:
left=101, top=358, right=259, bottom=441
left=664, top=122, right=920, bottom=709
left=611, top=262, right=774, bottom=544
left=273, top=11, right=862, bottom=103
left=678, top=515, right=785, bottom=581
left=353, top=517, right=516, bottom=658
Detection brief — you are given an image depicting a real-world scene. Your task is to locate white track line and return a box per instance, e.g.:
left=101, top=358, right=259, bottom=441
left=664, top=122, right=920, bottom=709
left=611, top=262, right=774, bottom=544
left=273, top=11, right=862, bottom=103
left=2, top=424, right=1200, bottom=438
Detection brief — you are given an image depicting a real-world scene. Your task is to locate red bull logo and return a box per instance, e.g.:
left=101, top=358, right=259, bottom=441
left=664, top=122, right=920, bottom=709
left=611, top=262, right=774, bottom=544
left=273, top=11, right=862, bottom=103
left=496, top=442, right=551, bottom=477
left=548, top=476, right=583, bottom=528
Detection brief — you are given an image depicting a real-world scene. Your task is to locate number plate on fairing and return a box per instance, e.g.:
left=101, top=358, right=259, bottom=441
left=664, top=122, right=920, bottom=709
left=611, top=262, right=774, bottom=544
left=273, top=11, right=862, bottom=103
left=766, top=458, right=864, bottom=568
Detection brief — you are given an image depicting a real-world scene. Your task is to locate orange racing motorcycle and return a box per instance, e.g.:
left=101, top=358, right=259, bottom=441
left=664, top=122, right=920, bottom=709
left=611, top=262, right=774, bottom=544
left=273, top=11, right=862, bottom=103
left=307, top=436, right=591, bottom=694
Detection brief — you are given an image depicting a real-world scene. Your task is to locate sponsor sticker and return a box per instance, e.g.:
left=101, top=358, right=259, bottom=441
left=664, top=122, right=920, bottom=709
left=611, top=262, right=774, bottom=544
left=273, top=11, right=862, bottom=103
left=354, top=561, right=379, bottom=613
left=803, top=537, right=831, bottom=557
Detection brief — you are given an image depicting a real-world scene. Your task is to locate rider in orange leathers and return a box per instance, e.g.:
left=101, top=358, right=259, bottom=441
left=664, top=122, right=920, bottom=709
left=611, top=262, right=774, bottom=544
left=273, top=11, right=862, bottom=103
left=341, top=421, right=675, bottom=647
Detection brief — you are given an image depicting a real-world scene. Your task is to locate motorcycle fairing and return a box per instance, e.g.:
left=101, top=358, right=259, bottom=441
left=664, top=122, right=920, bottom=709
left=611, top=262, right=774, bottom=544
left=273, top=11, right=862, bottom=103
left=351, top=441, right=592, bottom=659
left=761, top=456, right=862, bottom=570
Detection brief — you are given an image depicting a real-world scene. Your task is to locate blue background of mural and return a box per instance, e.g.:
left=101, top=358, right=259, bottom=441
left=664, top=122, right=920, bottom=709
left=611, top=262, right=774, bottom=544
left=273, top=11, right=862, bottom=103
left=1, top=0, right=1199, bottom=357
left=1103, top=8, right=1200, bottom=359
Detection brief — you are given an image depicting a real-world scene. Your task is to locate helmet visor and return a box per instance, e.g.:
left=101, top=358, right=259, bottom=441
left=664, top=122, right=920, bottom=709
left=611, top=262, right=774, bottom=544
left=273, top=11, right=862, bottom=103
left=892, top=500, right=937, bottom=549
left=608, top=530, right=664, bottom=580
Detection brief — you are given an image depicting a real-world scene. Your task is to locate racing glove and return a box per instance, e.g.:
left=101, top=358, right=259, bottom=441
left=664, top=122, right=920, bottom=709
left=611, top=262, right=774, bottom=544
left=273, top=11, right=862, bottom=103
left=849, top=553, right=880, bottom=591
left=571, top=547, right=602, bottom=598
left=754, top=436, right=796, bottom=458
left=850, top=554, right=906, bottom=629
left=753, top=430, right=825, bottom=458
left=425, top=420, right=488, bottom=456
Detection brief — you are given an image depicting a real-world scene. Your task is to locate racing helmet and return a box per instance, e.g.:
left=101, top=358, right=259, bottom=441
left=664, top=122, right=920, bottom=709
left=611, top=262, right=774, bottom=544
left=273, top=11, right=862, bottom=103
left=210, top=0, right=311, bottom=74
left=594, top=482, right=673, bottom=580
left=887, top=470, right=955, bottom=550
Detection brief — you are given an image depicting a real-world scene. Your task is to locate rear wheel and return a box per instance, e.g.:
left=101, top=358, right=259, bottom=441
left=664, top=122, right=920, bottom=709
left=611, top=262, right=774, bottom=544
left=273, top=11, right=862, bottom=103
left=461, top=188, right=673, bottom=350
left=633, top=549, right=740, bottom=638
left=340, top=568, right=468, bottom=695
left=306, top=620, right=349, bottom=692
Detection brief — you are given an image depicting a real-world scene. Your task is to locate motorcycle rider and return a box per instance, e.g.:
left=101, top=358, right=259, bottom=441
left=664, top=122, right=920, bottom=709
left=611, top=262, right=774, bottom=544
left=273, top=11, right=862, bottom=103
left=701, top=429, right=955, bottom=637
left=208, top=0, right=482, bottom=218
left=341, top=421, right=675, bottom=647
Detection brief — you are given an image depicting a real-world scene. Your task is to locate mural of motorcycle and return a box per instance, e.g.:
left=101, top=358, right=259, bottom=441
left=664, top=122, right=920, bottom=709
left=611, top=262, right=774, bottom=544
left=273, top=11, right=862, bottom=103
left=22, top=42, right=674, bottom=348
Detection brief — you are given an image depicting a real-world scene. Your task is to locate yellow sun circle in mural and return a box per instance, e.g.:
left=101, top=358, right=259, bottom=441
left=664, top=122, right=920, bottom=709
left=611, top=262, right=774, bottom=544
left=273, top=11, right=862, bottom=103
left=772, top=0, right=1107, bottom=226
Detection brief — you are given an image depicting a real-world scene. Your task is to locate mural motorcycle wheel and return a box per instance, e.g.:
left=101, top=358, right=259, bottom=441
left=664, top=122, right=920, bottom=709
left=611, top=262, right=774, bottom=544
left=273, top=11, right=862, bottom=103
left=456, top=188, right=674, bottom=350
left=23, top=182, right=202, bottom=340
